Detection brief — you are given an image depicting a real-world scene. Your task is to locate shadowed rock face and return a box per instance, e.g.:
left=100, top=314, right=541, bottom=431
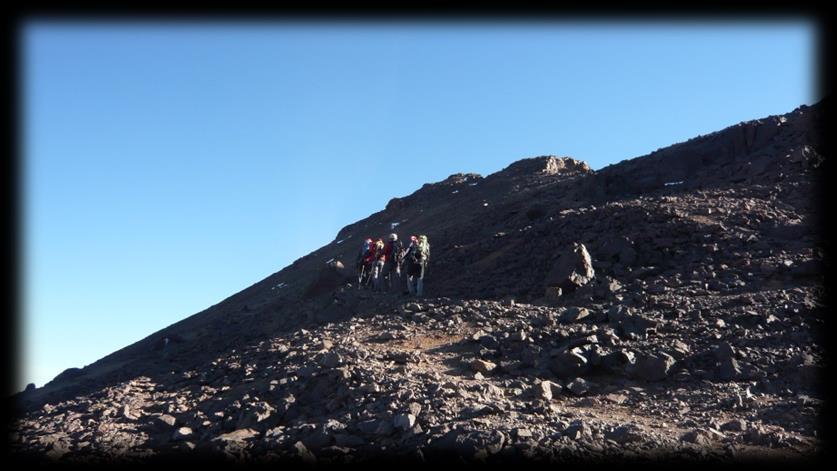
left=10, top=101, right=827, bottom=464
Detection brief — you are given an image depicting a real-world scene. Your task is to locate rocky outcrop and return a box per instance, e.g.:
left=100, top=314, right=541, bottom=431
left=545, top=243, right=595, bottom=294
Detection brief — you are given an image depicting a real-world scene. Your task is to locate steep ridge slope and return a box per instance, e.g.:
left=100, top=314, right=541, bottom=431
left=10, top=102, right=827, bottom=463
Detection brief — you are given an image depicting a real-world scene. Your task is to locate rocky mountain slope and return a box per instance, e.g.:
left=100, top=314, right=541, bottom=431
left=9, top=102, right=828, bottom=464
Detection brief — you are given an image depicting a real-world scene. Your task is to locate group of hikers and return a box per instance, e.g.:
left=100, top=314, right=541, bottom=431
left=356, top=233, right=430, bottom=296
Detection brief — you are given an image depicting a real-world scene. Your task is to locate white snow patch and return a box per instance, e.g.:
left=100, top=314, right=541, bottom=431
left=390, top=222, right=400, bottom=229
left=272, top=282, right=288, bottom=290
left=469, top=182, right=479, bottom=186
left=335, top=239, right=345, bottom=245
left=451, top=190, right=459, bottom=194
left=325, top=258, right=335, bottom=264
left=664, top=181, right=685, bottom=186
left=483, top=202, right=489, bottom=207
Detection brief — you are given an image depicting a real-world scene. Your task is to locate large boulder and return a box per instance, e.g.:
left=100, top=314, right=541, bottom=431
left=627, top=352, right=676, bottom=381
left=304, top=260, right=349, bottom=298
left=550, top=347, right=590, bottom=378
left=545, top=243, right=596, bottom=293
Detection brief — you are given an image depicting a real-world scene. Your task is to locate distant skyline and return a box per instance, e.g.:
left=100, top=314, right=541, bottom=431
left=20, top=20, right=818, bottom=392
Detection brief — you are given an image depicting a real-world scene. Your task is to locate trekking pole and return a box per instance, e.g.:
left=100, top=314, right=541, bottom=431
left=363, top=264, right=372, bottom=288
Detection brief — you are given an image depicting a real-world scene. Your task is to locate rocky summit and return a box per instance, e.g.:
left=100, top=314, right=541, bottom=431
left=9, top=102, right=828, bottom=465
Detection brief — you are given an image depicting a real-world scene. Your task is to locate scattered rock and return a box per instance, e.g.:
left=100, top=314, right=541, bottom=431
left=172, top=427, right=193, bottom=441
left=471, top=359, right=497, bottom=374
left=628, top=352, right=676, bottom=381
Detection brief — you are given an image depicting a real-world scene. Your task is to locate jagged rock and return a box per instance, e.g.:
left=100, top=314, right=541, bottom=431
left=594, top=276, right=624, bottom=298
left=294, top=440, right=317, bottom=464
left=565, top=334, right=599, bottom=350
left=305, top=260, right=349, bottom=298
left=514, top=428, right=533, bottom=438
left=550, top=348, right=589, bottom=378
left=471, top=359, right=497, bottom=374
left=606, top=424, right=644, bottom=444
left=213, top=428, right=259, bottom=443
left=602, top=350, right=636, bottom=373
left=566, top=377, right=593, bottom=396
left=720, top=419, right=748, bottom=432
left=546, top=243, right=596, bottom=292
left=237, top=401, right=276, bottom=429
left=537, top=380, right=562, bottom=400
left=563, top=420, right=589, bottom=440
left=670, top=340, right=691, bottom=360
left=560, top=307, right=590, bottom=323
left=627, top=352, right=676, bottom=381
left=154, top=414, right=177, bottom=428
left=744, top=425, right=787, bottom=447
left=394, top=413, right=416, bottom=431
left=172, top=427, right=193, bottom=441
left=681, top=429, right=713, bottom=446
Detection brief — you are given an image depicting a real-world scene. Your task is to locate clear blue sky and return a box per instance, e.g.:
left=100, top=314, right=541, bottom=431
left=20, top=20, right=817, bottom=393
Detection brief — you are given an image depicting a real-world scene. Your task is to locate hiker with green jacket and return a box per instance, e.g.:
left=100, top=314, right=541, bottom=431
left=406, top=235, right=430, bottom=297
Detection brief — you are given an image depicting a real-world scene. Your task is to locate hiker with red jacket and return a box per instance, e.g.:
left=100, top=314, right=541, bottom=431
left=382, top=233, right=403, bottom=291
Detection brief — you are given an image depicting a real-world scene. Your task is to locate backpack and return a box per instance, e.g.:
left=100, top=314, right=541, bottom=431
left=387, top=240, right=402, bottom=262
left=407, top=243, right=420, bottom=265
left=417, top=235, right=430, bottom=263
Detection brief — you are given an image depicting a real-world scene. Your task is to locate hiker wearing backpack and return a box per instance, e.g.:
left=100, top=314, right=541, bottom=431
left=403, top=236, right=417, bottom=294
left=356, top=238, right=375, bottom=287
left=383, top=233, right=403, bottom=291
left=406, top=234, right=430, bottom=297
left=371, top=238, right=387, bottom=291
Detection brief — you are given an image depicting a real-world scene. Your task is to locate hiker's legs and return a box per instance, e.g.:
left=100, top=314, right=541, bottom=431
left=381, top=262, right=391, bottom=290
left=416, top=264, right=426, bottom=297
left=372, top=261, right=384, bottom=291
left=362, top=263, right=373, bottom=288
left=407, top=275, right=415, bottom=295
left=387, top=262, right=400, bottom=291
